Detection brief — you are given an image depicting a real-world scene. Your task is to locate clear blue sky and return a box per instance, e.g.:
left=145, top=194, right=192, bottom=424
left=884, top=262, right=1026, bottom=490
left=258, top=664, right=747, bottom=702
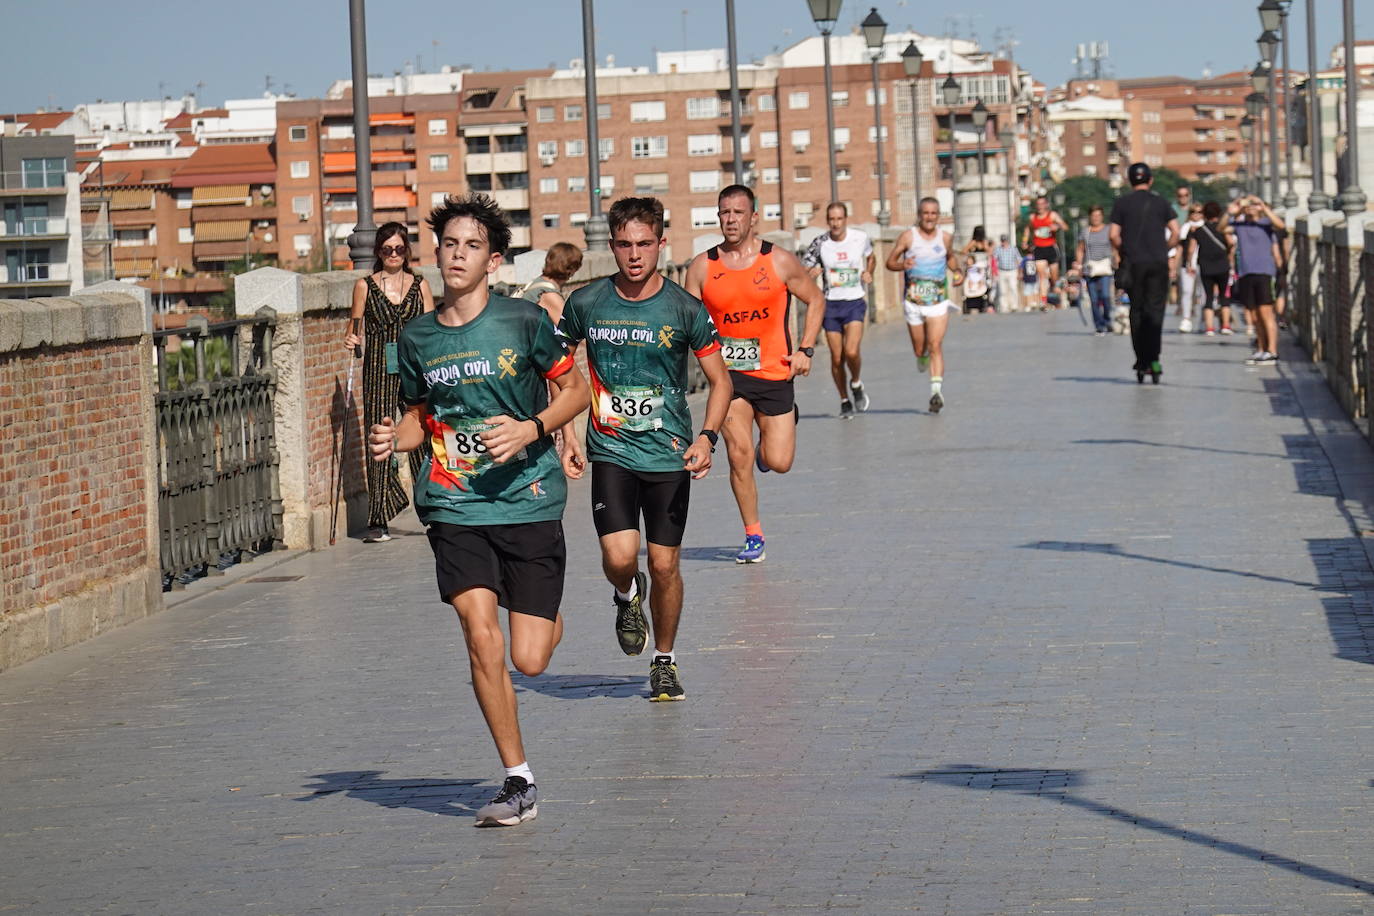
left=3, top=0, right=1367, bottom=113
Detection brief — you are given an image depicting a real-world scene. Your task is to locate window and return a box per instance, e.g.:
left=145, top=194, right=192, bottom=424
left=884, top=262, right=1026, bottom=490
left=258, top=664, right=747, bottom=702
left=598, top=103, right=611, bottom=120
left=498, top=172, right=528, bottom=190
left=537, top=141, right=557, bottom=159
left=288, top=125, right=307, bottom=142
left=836, top=166, right=852, bottom=181
left=21, top=157, right=64, bottom=188
left=865, top=87, right=888, bottom=106
left=467, top=136, right=491, bottom=154
left=631, top=136, right=668, bottom=159
left=757, top=94, right=776, bottom=112
left=794, top=165, right=812, bottom=183
left=429, top=154, right=450, bottom=172
left=867, top=125, right=889, bottom=142
left=293, top=234, right=313, bottom=256
left=324, top=122, right=354, bottom=139
left=631, top=100, right=667, bottom=122
left=791, top=129, right=810, bottom=150
left=833, top=127, right=851, bottom=148
left=634, top=172, right=670, bottom=193
left=691, top=206, right=719, bottom=228
left=687, top=134, right=721, bottom=157
left=1083, top=164, right=1099, bottom=176
left=599, top=138, right=614, bottom=159
left=763, top=203, right=782, bottom=221
left=831, top=90, right=849, bottom=108
left=428, top=118, right=448, bottom=136
left=539, top=177, right=558, bottom=194
left=690, top=170, right=720, bottom=193
left=496, top=135, right=527, bottom=153
left=793, top=202, right=814, bottom=228
left=565, top=104, right=583, bottom=121
left=687, top=97, right=721, bottom=119
left=760, top=131, right=778, bottom=149
left=289, top=160, right=310, bottom=179
left=762, top=167, right=780, bottom=184
left=566, top=139, right=585, bottom=157
left=431, top=191, right=448, bottom=207
left=543, top=214, right=560, bottom=228
left=600, top=174, right=616, bottom=194
left=568, top=176, right=586, bottom=193
left=467, top=174, right=493, bottom=191
left=570, top=212, right=588, bottom=226
left=789, top=91, right=810, bottom=109
left=292, top=195, right=312, bottom=217
left=178, top=227, right=194, bottom=244
left=1081, top=144, right=1096, bottom=157
left=536, top=106, right=555, bottom=122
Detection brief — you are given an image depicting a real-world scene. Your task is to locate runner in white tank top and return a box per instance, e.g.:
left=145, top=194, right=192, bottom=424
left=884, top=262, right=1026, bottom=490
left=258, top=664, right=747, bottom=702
left=885, top=197, right=962, bottom=413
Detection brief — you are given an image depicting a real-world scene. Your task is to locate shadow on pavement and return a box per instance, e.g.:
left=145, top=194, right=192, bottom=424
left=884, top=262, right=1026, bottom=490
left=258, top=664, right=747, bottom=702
left=1072, top=437, right=1288, bottom=460
left=903, top=764, right=1374, bottom=895
left=1306, top=538, right=1374, bottom=666
left=1021, top=540, right=1325, bottom=590
left=1053, top=375, right=1260, bottom=395
left=676, top=546, right=744, bottom=562
left=511, top=672, right=647, bottom=699
left=300, top=771, right=486, bottom=817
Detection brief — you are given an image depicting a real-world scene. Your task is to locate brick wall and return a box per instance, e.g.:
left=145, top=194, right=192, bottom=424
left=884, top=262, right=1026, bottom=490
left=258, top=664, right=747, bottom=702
left=302, top=309, right=367, bottom=520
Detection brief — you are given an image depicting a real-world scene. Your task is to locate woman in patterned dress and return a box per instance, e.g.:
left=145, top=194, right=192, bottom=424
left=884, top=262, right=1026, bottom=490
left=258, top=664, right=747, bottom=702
left=343, top=222, right=434, bottom=541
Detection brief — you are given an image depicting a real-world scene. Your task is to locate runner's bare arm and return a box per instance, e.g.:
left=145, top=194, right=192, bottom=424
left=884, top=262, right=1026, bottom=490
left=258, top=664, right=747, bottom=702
left=483, top=360, right=590, bottom=464
left=344, top=279, right=367, bottom=350
left=683, top=350, right=732, bottom=479
left=884, top=229, right=912, bottom=272
left=863, top=250, right=875, bottom=285
left=775, top=247, right=825, bottom=353
left=368, top=403, right=426, bottom=462
left=682, top=253, right=709, bottom=298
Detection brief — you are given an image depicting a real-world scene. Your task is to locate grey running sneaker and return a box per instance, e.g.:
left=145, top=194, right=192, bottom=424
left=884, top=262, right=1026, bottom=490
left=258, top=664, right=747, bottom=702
left=929, top=391, right=944, bottom=414
left=850, top=381, right=870, bottom=412
left=613, top=571, right=649, bottom=656
left=649, top=655, right=686, bottom=701
left=474, top=776, right=538, bottom=827
left=839, top=398, right=855, bottom=419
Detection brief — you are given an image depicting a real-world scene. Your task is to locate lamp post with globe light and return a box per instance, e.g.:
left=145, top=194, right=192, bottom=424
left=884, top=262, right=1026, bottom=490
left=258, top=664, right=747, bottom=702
left=807, top=0, right=844, bottom=202
left=972, top=99, right=988, bottom=232
left=941, top=73, right=960, bottom=234
left=901, top=41, right=924, bottom=213
left=862, top=8, right=889, bottom=227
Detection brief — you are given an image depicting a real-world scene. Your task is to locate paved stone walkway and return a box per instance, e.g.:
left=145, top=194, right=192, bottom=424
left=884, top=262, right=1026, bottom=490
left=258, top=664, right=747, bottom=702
left=4, top=309, right=1374, bottom=914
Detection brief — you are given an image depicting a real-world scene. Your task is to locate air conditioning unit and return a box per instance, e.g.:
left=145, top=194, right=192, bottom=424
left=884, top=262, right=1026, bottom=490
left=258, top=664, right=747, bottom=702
left=539, top=155, right=555, bottom=166
left=599, top=152, right=610, bottom=162
left=794, top=144, right=807, bottom=153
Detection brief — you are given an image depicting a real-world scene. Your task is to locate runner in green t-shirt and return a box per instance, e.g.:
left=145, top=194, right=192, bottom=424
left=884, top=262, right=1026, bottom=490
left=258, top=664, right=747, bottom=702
left=367, top=194, right=588, bottom=828
left=559, top=196, right=732, bottom=702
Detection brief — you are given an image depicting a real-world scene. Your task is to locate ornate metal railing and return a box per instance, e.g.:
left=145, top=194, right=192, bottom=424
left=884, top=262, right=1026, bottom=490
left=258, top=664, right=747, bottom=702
left=154, top=308, right=283, bottom=588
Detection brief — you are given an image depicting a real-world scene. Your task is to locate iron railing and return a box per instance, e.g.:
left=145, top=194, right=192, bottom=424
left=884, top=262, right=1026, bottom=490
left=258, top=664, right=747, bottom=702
left=154, top=308, right=282, bottom=588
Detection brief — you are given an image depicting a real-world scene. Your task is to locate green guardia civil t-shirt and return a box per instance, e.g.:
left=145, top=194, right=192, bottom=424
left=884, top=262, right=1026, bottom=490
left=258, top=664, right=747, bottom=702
left=558, top=276, right=721, bottom=473
left=397, top=296, right=576, bottom=527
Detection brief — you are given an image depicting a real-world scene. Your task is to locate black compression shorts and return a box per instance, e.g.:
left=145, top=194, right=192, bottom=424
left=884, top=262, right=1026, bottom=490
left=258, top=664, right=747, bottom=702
left=591, top=461, right=691, bottom=547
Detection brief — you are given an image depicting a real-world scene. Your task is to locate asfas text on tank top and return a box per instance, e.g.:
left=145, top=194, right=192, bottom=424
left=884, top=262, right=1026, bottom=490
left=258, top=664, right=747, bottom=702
left=903, top=227, right=950, bottom=307
left=700, top=241, right=793, bottom=381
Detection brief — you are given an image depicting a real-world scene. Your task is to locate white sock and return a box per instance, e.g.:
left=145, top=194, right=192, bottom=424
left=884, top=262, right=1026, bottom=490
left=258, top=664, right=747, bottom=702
left=931, top=377, right=943, bottom=395
left=504, top=762, right=533, bottom=785
left=653, top=649, right=676, bottom=663
left=615, top=575, right=639, bottom=602
left=851, top=378, right=863, bottom=389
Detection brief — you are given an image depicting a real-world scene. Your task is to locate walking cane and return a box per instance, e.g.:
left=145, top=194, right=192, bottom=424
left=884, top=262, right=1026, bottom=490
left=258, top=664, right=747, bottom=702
left=329, top=320, right=363, bottom=546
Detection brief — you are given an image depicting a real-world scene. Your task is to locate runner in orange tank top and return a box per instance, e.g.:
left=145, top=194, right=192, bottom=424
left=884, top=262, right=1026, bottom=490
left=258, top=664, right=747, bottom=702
left=685, top=184, right=824, bottom=565
left=1020, top=195, right=1068, bottom=308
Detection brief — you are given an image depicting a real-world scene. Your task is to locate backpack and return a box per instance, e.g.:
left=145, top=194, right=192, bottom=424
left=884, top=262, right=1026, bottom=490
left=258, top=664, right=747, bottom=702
left=517, top=278, right=560, bottom=303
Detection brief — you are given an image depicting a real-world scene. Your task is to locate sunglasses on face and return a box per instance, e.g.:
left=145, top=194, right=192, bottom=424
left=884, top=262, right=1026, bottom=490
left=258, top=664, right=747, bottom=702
left=380, top=245, right=407, bottom=256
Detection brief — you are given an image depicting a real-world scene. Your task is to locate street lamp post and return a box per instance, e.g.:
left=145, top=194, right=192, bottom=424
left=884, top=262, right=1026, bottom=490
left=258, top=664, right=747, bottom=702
left=1305, top=0, right=1331, bottom=211
left=725, top=0, right=745, bottom=185
left=901, top=41, right=923, bottom=216
left=1240, top=115, right=1255, bottom=193
left=1248, top=69, right=1270, bottom=198
left=807, top=0, right=843, bottom=203
left=972, top=99, right=988, bottom=232
left=862, top=7, right=889, bottom=227
left=1265, top=0, right=1299, bottom=207
left=346, top=0, right=376, bottom=268
left=1257, top=33, right=1281, bottom=206
left=941, top=73, right=960, bottom=236
left=998, top=126, right=1015, bottom=242
left=580, top=0, right=609, bottom=247
left=1336, top=0, right=1367, bottom=216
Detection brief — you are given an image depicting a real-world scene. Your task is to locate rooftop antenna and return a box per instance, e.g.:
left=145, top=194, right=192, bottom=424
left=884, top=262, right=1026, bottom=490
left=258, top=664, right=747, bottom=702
left=681, top=9, right=688, bottom=54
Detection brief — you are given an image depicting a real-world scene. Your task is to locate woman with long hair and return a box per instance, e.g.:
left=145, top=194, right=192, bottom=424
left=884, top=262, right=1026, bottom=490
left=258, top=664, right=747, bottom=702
left=343, top=222, right=434, bottom=542
left=960, top=225, right=994, bottom=314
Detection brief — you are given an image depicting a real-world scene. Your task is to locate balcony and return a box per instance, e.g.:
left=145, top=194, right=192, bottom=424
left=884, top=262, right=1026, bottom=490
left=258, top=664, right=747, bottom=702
left=0, top=216, right=69, bottom=239
left=0, top=262, right=71, bottom=285
left=466, top=153, right=493, bottom=174
left=508, top=226, right=531, bottom=249
left=491, top=152, right=528, bottom=174
left=191, top=203, right=276, bottom=223
left=0, top=171, right=68, bottom=195
left=491, top=189, right=529, bottom=211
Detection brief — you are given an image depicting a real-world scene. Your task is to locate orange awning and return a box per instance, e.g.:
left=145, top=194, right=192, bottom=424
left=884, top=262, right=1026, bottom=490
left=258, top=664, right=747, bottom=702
left=369, top=112, right=414, bottom=126
left=323, top=152, right=356, bottom=173
left=374, top=187, right=417, bottom=208
left=370, top=150, right=415, bottom=164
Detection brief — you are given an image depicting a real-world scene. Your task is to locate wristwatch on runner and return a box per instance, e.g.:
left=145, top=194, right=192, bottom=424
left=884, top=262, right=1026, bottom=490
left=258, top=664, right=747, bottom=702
left=698, top=429, right=719, bottom=451
left=798, top=346, right=815, bottom=358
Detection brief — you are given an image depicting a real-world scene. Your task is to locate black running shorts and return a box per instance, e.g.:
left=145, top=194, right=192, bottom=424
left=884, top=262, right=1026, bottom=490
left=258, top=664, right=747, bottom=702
left=427, top=520, right=565, bottom=620
left=1033, top=246, right=1058, bottom=263
left=729, top=370, right=795, bottom=416
left=591, top=460, right=691, bottom=547
left=1233, top=273, right=1274, bottom=308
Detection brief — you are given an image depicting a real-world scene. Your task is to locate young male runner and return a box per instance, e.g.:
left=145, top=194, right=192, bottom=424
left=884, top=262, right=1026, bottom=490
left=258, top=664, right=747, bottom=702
left=558, top=196, right=732, bottom=701
left=1022, top=195, right=1069, bottom=307
left=886, top=196, right=962, bottom=413
left=684, top=184, right=825, bottom=565
left=802, top=201, right=875, bottom=419
left=367, top=194, right=589, bottom=827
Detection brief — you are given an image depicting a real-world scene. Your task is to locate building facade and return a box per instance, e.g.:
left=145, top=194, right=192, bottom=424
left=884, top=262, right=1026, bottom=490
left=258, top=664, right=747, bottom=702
left=0, top=133, right=84, bottom=298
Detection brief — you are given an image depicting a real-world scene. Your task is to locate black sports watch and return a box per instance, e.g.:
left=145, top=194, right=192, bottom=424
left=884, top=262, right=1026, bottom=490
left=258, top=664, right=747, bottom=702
left=798, top=346, right=815, bottom=358
left=698, top=429, right=719, bottom=451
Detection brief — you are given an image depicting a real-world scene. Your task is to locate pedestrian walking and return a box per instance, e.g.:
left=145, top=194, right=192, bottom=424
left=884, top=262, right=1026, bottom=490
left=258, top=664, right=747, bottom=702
left=1176, top=203, right=1205, bottom=332
left=1228, top=194, right=1286, bottom=366
left=344, top=221, right=435, bottom=542
left=1109, top=163, right=1179, bottom=384
left=1076, top=205, right=1115, bottom=335
left=367, top=194, right=590, bottom=827
left=992, top=234, right=1021, bottom=312
left=960, top=226, right=994, bottom=315
left=519, top=241, right=583, bottom=323
left=1186, top=201, right=1234, bottom=336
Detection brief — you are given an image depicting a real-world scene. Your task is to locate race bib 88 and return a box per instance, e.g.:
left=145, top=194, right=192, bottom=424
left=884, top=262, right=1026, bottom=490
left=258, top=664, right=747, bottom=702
left=441, top=419, right=524, bottom=474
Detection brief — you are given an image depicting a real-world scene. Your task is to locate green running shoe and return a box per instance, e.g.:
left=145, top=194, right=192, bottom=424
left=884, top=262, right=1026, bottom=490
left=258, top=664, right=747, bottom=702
left=649, top=655, right=685, bottom=701
left=613, top=571, right=649, bottom=656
